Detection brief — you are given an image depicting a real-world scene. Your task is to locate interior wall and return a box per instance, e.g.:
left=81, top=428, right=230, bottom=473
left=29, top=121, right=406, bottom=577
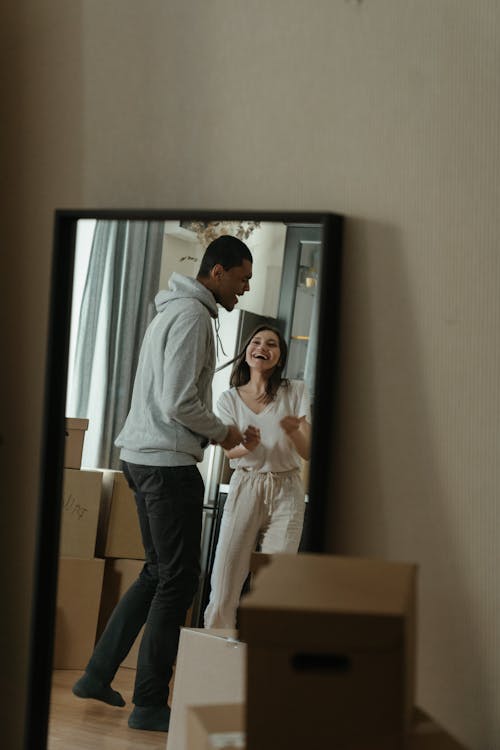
left=1, top=2, right=499, bottom=748
left=1, top=4, right=84, bottom=747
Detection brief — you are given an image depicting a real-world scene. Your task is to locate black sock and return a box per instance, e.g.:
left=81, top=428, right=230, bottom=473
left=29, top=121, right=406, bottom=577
left=128, top=704, right=171, bottom=732
left=72, top=672, right=125, bottom=707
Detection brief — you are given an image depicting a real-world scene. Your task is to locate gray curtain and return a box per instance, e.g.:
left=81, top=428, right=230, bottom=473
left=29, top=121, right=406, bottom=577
left=68, top=220, right=164, bottom=469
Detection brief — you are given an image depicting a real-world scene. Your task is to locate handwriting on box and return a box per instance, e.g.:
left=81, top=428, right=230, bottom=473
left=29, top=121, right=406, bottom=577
left=63, top=493, right=88, bottom=521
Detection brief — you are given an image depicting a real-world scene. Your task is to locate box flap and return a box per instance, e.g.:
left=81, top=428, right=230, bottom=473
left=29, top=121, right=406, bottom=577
left=409, top=708, right=469, bottom=749
left=242, top=553, right=416, bottom=615
left=187, top=704, right=245, bottom=750
left=239, top=553, right=416, bottom=651
left=65, top=417, right=89, bottom=431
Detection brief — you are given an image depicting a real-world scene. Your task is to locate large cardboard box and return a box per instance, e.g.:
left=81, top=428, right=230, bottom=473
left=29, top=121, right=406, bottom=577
left=53, top=556, right=105, bottom=669
left=96, top=558, right=144, bottom=669
left=239, top=553, right=417, bottom=750
left=96, top=470, right=144, bottom=559
left=64, top=417, right=89, bottom=469
left=167, top=628, right=246, bottom=750
left=59, top=469, right=103, bottom=558
left=186, top=704, right=245, bottom=750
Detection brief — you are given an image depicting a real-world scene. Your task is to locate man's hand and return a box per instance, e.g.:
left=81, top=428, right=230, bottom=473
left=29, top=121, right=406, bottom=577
left=219, top=424, right=245, bottom=450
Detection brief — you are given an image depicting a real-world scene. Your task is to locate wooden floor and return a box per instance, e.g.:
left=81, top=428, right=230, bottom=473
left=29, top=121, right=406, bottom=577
left=48, top=670, right=464, bottom=749
left=48, top=669, right=168, bottom=750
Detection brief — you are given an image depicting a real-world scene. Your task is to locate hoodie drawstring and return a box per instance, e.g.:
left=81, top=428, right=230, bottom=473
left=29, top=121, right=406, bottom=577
left=214, top=316, right=228, bottom=359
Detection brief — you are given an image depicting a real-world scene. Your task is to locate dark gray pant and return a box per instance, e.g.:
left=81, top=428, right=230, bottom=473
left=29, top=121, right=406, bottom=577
left=86, top=461, right=204, bottom=706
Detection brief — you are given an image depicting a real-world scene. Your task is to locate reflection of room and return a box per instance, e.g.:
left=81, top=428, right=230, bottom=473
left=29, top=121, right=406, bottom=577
left=62, top=216, right=320, bottom=547
left=54, top=216, right=324, bottom=733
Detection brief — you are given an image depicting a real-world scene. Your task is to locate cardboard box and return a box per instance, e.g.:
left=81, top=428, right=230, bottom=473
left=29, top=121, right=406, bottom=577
left=183, top=705, right=468, bottom=750
left=96, top=470, right=144, bottom=559
left=407, top=709, right=469, bottom=749
left=59, top=469, right=103, bottom=559
left=96, top=558, right=144, bottom=669
left=64, top=417, right=89, bottom=469
left=167, top=628, right=246, bottom=750
left=239, top=553, right=417, bottom=750
left=53, top=556, right=105, bottom=669
left=186, top=704, right=245, bottom=750
left=249, top=552, right=273, bottom=577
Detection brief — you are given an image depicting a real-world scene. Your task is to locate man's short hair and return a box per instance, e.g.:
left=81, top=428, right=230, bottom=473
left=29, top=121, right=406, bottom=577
left=197, top=235, right=253, bottom=278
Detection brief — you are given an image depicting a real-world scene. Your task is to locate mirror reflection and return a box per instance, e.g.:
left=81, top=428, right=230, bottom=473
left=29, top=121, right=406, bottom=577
left=51, top=215, right=325, bottom=745
left=64, top=219, right=322, bottom=601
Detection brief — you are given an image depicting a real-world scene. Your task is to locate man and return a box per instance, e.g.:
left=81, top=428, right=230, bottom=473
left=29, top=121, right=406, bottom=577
left=72, top=235, right=253, bottom=731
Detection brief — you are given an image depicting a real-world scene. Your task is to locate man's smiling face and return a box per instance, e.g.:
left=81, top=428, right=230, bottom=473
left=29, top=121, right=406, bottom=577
left=214, top=259, right=253, bottom=311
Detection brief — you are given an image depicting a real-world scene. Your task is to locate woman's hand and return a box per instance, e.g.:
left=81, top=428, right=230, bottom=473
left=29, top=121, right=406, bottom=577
left=280, top=415, right=310, bottom=460
left=280, top=415, right=305, bottom=434
left=242, top=425, right=261, bottom=452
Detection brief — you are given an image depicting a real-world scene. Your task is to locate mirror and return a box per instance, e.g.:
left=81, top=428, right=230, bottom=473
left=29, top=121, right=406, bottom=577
left=29, top=209, right=343, bottom=749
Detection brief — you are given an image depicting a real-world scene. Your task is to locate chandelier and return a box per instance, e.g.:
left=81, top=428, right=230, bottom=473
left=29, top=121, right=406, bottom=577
left=181, top=220, right=261, bottom=247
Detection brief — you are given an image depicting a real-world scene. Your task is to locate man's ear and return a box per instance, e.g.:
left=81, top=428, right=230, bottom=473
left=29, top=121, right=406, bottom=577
left=210, top=263, right=224, bottom=281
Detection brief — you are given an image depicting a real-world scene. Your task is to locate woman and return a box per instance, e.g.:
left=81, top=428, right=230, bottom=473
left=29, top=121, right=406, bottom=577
left=204, top=324, right=311, bottom=629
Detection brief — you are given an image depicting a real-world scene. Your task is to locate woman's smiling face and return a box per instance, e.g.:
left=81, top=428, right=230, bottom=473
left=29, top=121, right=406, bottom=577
left=245, top=329, right=281, bottom=373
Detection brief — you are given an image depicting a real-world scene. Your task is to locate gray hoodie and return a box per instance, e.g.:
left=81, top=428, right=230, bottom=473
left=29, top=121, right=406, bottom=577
left=115, top=273, right=229, bottom=466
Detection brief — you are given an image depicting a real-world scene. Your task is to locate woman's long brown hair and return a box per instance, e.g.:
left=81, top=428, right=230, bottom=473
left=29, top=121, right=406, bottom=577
left=228, top=324, right=289, bottom=404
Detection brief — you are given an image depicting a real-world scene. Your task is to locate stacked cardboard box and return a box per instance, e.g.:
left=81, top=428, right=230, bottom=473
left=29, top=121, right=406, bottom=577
left=59, top=467, right=103, bottom=559
left=55, top=418, right=105, bottom=669
left=63, top=417, right=89, bottom=469
left=93, top=469, right=147, bottom=669
left=96, top=469, right=145, bottom=559
left=53, top=556, right=105, bottom=670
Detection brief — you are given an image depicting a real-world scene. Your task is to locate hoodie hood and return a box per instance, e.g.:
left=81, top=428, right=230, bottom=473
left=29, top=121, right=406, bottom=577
left=155, top=272, right=218, bottom=318
left=115, top=270, right=228, bottom=466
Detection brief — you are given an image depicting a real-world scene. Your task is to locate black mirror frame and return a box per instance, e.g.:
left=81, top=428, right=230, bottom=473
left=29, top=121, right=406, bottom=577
left=25, top=208, right=343, bottom=749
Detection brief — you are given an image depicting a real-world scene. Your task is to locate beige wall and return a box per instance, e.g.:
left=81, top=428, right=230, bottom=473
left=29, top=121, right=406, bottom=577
left=1, top=2, right=499, bottom=748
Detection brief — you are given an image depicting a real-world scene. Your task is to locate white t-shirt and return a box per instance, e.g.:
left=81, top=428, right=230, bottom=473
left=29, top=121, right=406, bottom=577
left=216, top=379, right=311, bottom=473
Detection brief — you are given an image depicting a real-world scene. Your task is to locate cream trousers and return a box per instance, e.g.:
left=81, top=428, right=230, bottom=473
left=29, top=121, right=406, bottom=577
left=204, top=467, right=305, bottom=629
